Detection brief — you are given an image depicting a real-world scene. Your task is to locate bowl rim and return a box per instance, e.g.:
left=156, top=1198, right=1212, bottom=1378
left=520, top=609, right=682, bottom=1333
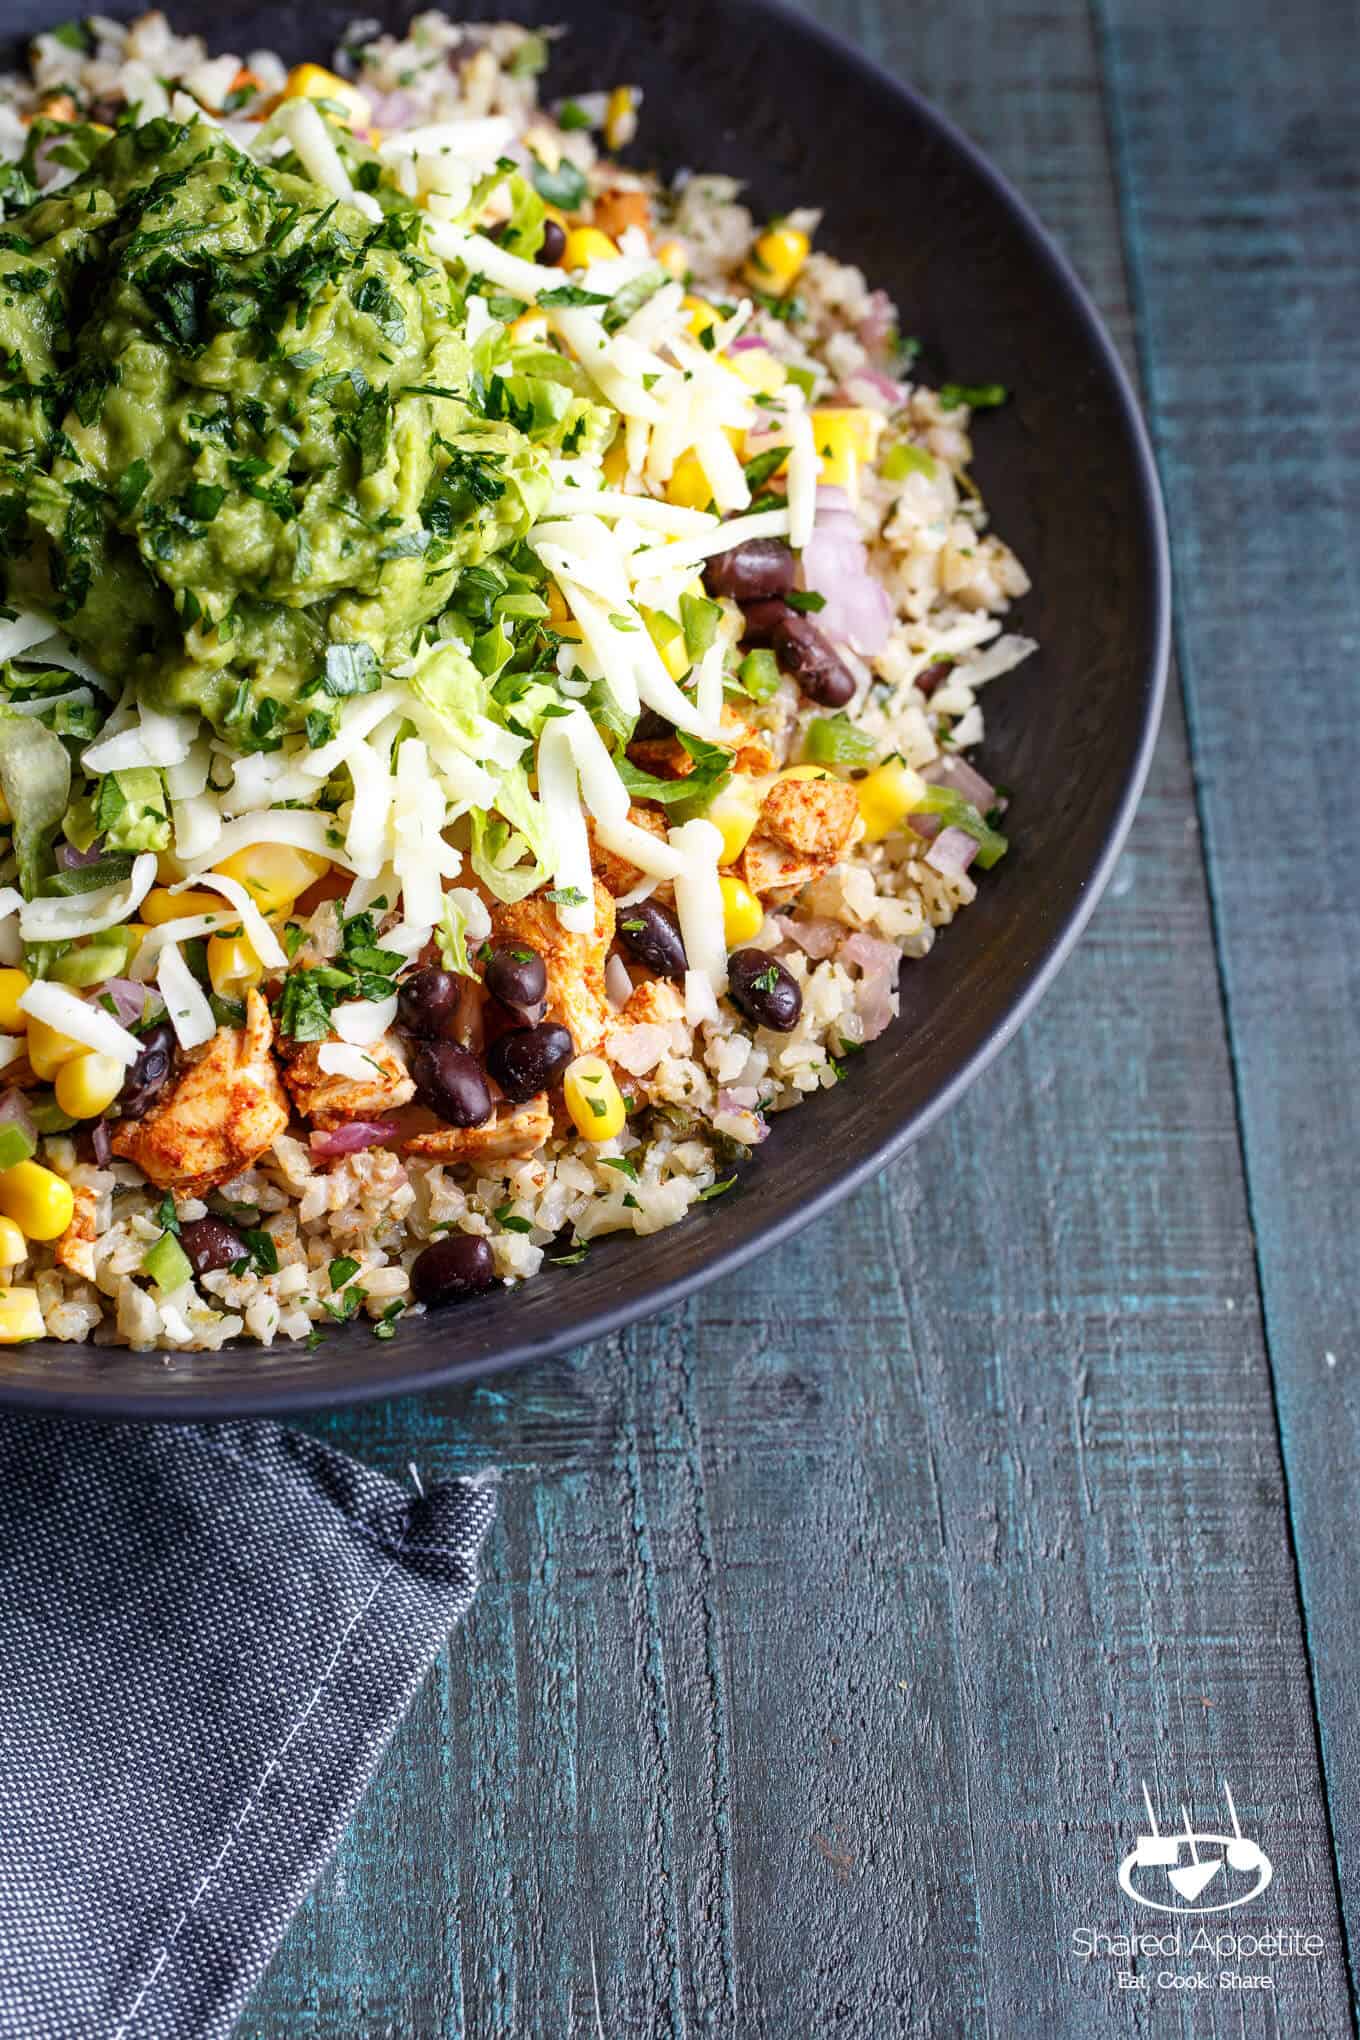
left=0, top=0, right=1169, bottom=1418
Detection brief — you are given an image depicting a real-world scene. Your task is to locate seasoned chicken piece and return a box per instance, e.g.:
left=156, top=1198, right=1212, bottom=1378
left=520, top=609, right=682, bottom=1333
left=492, top=881, right=616, bottom=1056
left=593, top=187, right=651, bottom=239
left=401, top=1095, right=553, bottom=1163
left=588, top=804, right=669, bottom=896
left=53, top=1184, right=97, bottom=1282
left=627, top=704, right=776, bottom=780
left=279, top=1032, right=414, bottom=1131
left=759, top=775, right=859, bottom=861
left=110, top=991, right=290, bottom=1197
left=735, top=834, right=828, bottom=906
left=618, top=977, right=685, bottom=1029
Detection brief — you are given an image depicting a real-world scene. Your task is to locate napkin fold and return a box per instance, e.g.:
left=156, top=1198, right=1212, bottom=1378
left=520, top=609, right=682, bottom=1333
left=0, top=1415, right=495, bottom=2040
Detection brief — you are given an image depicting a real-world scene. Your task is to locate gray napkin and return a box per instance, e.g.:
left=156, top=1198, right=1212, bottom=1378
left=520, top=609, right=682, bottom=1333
left=0, top=1415, right=495, bottom=2040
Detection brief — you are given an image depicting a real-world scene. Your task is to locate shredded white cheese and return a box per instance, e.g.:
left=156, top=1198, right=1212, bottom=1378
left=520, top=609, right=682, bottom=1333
left=157, top=941, right=217, bottom=1050
left=18, top=853, right=157, bottom=943
left=174, top=872, right=286, bottom=972
left=17, top=980, right=142, bottom=1065
left=668, top=818, right=728, bottom=997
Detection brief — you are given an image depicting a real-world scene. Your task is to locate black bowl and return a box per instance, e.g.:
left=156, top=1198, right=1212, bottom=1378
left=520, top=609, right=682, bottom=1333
left=0, top=0, right=1168, bottom=1415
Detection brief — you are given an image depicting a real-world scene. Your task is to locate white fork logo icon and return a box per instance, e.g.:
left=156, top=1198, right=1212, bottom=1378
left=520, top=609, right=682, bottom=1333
left=1118, top=1781, right=1273, bottom=1914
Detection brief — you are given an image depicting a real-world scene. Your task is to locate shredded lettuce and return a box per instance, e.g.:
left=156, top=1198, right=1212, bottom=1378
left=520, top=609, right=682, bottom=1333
left=0, top=705, right=70, bottom=897
left=435, top=893, right=475, bottom=976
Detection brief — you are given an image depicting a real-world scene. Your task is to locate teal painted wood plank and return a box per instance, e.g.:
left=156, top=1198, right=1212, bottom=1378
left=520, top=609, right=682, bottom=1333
left=240, top=2, right=1353, bottom=2032
left=1092, top=0, right=1360, bottom=1987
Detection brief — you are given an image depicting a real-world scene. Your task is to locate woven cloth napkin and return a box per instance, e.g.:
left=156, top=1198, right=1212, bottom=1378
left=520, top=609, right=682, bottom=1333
left=0, top=1414, right=495, bottom=2040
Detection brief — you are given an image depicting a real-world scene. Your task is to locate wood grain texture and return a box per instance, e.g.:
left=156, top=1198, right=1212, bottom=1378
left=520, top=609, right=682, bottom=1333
left=1093, top=0, right=1360, bottom=1991
left=238, top=1, right=1355, bottom=2033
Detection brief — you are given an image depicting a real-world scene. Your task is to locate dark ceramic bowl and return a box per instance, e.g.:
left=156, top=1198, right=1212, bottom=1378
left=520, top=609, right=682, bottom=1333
left=0, top=0, right=1168, bottom=1415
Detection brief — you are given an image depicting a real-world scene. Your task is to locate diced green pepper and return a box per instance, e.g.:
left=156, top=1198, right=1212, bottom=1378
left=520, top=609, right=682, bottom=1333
left=142, top=1231, right=193, bottom=1294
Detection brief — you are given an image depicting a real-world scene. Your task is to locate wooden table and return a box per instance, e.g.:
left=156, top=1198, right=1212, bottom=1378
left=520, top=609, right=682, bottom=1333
left=242, top=0, right=1358, bottom=2029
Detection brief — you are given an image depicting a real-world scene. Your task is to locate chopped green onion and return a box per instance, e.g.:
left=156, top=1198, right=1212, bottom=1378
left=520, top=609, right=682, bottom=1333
left=937, top=382, right=1008, bottom=412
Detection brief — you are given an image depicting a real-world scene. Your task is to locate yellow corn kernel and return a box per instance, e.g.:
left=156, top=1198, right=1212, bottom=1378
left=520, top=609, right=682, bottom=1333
left=280, top=63, right=371, bottom=130
left=561, top=226, right=619, bottom=271
left=601, top=436, right=630, bottom=487
left=54, top=1049, right=125, bottom=1121
left=510, top=308, right=549, bottom=346
left=706, top=776, right=765, bottom=866
left=666, top=449, right=712, bottom=511
left=809, top=407, right=883, bottom=495
left=0, top=1161, right=74, bottom=1242
left=683, top=293, right=719, bottom=339
left=142, top=885, right=222, bottom=927
left=214, top=843, right=329, bottom=915
left=207, top=931, right=266, bottom=1001
left=778, top=763, right=829, bottom=783
left=603, top=84, right=637, bottom=152
left=0, top=1286, right=43, bottom=1342
left=0, top=967, right=30, bottom=1034
left=564, top=1055, right=626, bottom=1142
left=719, top=874, right=764, bottom=946
left=856, top=758, right=929, bottom=843
left=725, top=346, right=788, bottom=398
left=654, top=237, right=688, bottom=279
left=0, top=1216, right=26, bottom=1267
left=745, top=224, right=810, bottom=297
left=25, top=1017, right=85, bottom=1081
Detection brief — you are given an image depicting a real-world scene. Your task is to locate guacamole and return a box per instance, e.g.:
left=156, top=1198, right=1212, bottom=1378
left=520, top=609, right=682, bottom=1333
left=0, top=119, right=550, bottom=732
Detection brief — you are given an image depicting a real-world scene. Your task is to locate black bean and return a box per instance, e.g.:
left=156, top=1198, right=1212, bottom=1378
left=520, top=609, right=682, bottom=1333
left=916, top=659, right=953, bottom=699
left=179, top=1215, right=246, bottom=1276
left=396, top=966, right=462, bottom=1040
left=739, top=597, right=791, bottom=647
left=771, top=612, right=857, bottom=708
left=703, top=537, right=798, bottom=602
left=117, top=1021, right=176, bottom=1121
left=486, top=1022, right=574, bottom=1103
left=409, top=1040, right=494, bottom=1127
left=727, top=948, right=803, bottom=1032
left=616, top=898, right=687, bottom=979
left=537, top=216, right=567, bottom=265
left=411, top=1231, right=496, bottom=1308
left=484, top=943, right=547, bottom=1021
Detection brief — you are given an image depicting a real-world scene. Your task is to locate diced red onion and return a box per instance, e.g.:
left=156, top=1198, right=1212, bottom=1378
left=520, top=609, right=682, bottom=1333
left=857, top=289, right=896, bottom=352
left=55, top=837, right=106, bottom=870
left=925, top=827, right=979, bottom=878
left=728, top=334, right=769, bottom=354
left=309, top=1119, right=402, bottom=1158
left=365, top=88, right=418, bottom=129
left=102, top=977, right=150, bottom=1027
left=838, top=931, right=901, bottom=1043
left=839, top=930, right=901, bottom=978
left=779, top=914, right=844, bottom=960
left=908, top=809, right=943, bottom=842
left=800, top=494, right=894, bottom=657
left=717, top=1085, right=760, bottom=1111
left=924, top=754, right=1000, bottom=812
left=0, top=1089, right=36, bottom=1143
left=832, top=371, right=909, bottom=411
